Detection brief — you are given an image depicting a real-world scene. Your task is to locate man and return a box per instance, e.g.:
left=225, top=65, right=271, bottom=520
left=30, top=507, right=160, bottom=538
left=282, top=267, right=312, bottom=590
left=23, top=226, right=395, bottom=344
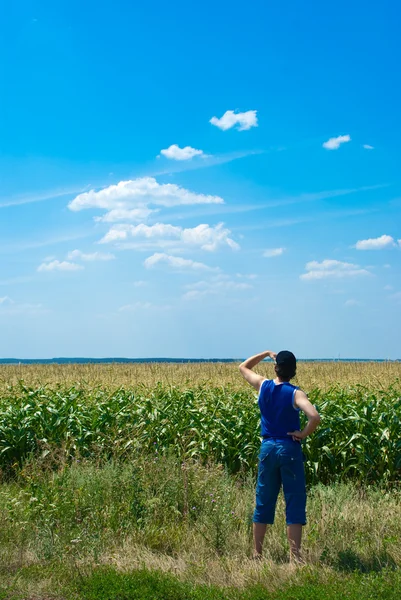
left=239, top=350, right=320, bottom=561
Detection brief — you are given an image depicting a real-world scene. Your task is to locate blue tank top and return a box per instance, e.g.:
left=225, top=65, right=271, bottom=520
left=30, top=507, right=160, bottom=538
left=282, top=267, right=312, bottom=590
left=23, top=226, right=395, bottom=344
left=258, top=379, right=301, bottom=438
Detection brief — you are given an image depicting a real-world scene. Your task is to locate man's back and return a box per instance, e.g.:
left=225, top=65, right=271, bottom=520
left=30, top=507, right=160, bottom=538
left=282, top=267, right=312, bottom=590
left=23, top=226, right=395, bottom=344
left=258, top=379, right=301, bottom=439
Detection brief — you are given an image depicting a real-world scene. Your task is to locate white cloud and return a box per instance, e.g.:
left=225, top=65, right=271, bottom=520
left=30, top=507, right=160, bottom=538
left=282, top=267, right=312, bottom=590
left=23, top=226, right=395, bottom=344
left=344, top=299, right=362, bottom=307
left=133, top=280, right=147, bottom=287
left=300, top=260, right=371, bottom=280
left=322, top=134, right=351, bottom=150
left=384, top=285, right=393, bottom=291
left=263, top=247, right=285, bottom=258
left=210, top=110, right=258, bottom=131
left=98, top=226, right=133, bottom=244
left=100, top=222, right=239, bottom=252
left=181, top=223, right=239, bottom=251
left=37, top=260, right=84, bottom=272
left=363, top=144, right=374, bottom=150
left=108, top=223, right=180, bottom=240
left=390, top=291, right=401, bottom=303
left=144, top=253, right=219, bottom=272
left=100, top=223, right=180, bottom=245
left=68, top=177, right=224, bottom=214
left=94, top=208, right=158, bottom=223
left=67, top=250, right=115, bottom=261
left=160, top=144, right=205, bottom=160
left=0, top=296, right=13, bottom=305
left=355, top=235, right=397, bottom=250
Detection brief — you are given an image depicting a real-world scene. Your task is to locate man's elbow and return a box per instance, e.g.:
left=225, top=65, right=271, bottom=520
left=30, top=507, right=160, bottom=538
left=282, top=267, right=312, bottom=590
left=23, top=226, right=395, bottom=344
left=239, top=364, right=249, bottom=377
left=313, top=414, right=321, bottom=425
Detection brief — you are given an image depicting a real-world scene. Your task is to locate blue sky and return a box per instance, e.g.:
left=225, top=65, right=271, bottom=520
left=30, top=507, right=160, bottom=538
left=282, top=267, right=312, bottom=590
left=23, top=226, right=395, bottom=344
left=1, top=0, right=400, bottom=359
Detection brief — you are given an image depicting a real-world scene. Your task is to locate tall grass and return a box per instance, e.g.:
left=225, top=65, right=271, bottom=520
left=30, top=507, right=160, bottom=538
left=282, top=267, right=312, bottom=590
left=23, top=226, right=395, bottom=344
left=1, top=457, right=400, bottom=576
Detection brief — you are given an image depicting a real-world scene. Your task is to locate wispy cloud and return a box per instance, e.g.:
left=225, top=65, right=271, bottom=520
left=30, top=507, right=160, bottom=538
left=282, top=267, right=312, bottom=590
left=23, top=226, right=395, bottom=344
left=344, top=299, right=362, bottom=307
left=0, top=231, right=92, bottom=254
left=355, top=235, right=399, bottom=250
left=0, top=186, right=85, bottom=209
left=37, top=260, right=84, bottom=272
left=322, top=134, right=351, bottom=150
left=67, top=249, right=115, bottom=261
left=159, top=144, right=206, bottom=160
left=151, top=149, right=263, bottom=177
left=363, top=144, right=374, bottom=150
left=263, top=248, right=285, bottom=257
left=144, top=253, right=219, bottom=272
left=301, top=260, right=371, bottom=280
left=210, top=110, right=258, bottom=131
left=236, top=206, right=380, bottom=233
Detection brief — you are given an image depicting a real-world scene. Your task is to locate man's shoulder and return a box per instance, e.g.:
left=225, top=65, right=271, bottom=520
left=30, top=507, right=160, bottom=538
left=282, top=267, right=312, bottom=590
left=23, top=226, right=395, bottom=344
left=293, top=388, right=308, bottom=401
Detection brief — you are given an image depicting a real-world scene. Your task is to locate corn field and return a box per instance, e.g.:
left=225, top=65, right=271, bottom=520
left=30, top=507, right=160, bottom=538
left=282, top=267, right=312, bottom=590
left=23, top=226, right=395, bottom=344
left=0, top=362, right=400, bottom=484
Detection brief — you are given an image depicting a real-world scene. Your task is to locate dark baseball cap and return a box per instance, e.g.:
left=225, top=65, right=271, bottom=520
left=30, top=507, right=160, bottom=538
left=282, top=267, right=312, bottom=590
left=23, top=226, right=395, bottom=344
left=276, top=350, right=296, bottom=368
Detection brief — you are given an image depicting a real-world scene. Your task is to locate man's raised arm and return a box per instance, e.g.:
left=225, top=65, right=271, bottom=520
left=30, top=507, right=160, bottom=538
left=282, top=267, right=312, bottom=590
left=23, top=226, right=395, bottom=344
left=239, top=350, right=277, bottom=391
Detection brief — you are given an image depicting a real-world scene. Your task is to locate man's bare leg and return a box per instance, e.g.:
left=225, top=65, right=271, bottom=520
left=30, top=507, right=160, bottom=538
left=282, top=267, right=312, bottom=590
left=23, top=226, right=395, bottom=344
left=287, top=524, right=302, bottom=561
left=253, top=522, right=267, bottom=557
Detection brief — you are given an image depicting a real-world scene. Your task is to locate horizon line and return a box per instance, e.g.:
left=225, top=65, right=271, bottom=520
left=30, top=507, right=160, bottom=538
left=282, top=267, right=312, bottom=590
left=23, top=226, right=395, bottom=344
left=0, top=357, right=399, bottom=364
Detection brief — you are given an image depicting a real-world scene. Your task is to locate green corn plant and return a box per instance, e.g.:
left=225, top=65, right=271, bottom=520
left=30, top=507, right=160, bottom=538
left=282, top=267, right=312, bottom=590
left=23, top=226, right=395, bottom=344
left=0, top=381, right=400, bottom=484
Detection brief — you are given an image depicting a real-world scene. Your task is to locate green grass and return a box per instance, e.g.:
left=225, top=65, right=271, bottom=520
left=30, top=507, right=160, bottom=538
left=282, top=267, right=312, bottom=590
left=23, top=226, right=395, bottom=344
left=1, top=564, right=400, bottom=600
left=73, top=568, right=401, bottom=600
left=1, top=381, right=400, bottom=484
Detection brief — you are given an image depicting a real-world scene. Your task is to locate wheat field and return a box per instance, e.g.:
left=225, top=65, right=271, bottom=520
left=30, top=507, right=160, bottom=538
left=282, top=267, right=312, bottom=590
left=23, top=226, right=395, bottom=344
left=1, top=360, right=400, bottom=392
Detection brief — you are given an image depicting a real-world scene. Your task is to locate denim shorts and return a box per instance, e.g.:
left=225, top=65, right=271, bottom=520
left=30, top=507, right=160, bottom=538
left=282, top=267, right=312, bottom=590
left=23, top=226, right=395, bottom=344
left=253, top=438, right=307, bottom=525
